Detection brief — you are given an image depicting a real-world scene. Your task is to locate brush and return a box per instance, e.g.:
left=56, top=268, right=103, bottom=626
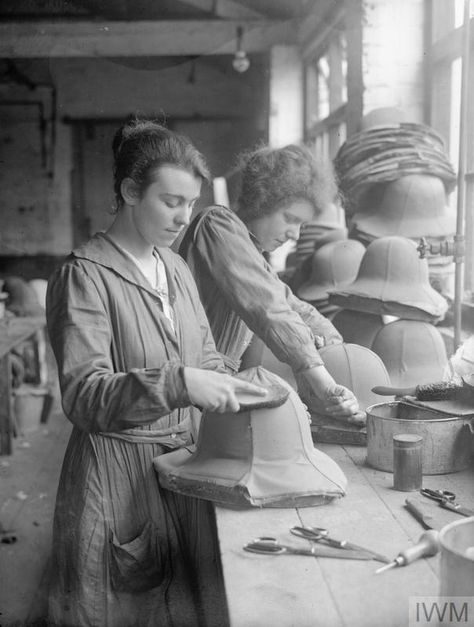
left=372, top=381, right=470, bottom=401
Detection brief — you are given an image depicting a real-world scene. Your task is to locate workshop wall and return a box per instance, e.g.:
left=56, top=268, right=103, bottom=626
left=0, top=54, right=268, bottom=270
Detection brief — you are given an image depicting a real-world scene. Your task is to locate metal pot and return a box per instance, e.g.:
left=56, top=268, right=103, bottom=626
left=439, top=517, right=474, bottom=596
left=366, top=401, right=474, bottom=474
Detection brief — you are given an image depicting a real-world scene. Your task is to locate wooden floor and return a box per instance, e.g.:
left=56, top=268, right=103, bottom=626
left=0, top=387, right=71, bottom=627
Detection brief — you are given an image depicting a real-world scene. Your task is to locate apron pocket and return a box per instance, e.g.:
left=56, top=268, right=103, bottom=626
left=109, top=521, right=168, bottom=592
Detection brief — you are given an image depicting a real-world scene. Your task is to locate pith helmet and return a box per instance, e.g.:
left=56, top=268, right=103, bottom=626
left=370, top=319, right=448, bottom=387
left=328, top=236, right=448, bottom=322
left=351, top=174, right=455, bottom=239
left=240, top=336, right=297, bottom=390
left=154, top=367, right=347, bottom=508
left=308, top=343, right=392, bottom=412
left=330, top=310, right=385, bottom=348
left=359, top=107, right=409, bottom=130
left=297, top=239, right=366, bottom=303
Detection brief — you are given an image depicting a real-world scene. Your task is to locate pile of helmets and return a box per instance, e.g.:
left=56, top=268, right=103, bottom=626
left=296, top=239, right=366, bottom=316
left=334, top=107, right=458, bottom=300
left=328, top=236, right=449, bottom=387
left=290, top=202, right=368, bottom=317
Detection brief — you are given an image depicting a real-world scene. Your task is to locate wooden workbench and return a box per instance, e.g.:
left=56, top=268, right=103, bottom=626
left=0, top=315, right=46, bottom=455
left=215, top=443, right=474, bottom=627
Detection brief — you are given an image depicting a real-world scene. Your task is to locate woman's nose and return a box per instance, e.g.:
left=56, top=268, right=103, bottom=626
left=175, top=206, right=192, bottom=226
left=286, top=224, right=302, bottom=241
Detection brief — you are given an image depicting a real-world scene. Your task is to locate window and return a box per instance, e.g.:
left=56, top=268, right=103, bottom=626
left=303, top=26, right=348, bottom=160
left=430, top=0, right=474, bottom=299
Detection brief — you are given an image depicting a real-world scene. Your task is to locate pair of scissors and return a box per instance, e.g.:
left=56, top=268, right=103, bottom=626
left=420, top=489, right=474, bottom=517
left=290, top=526, right=391, bottom=564
left=243, top=537, right=372, bottom=560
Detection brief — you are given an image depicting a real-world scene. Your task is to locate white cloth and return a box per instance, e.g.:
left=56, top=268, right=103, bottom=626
left=113, top=243, right=175, bottom=332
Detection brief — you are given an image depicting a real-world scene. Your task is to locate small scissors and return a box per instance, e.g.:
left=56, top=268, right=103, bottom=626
left=420, top=489, right=456, bottom=504
left=243, top=537, right=372, bottom=560
left=290, top=526, right=391, bottom=564
left=420, top=488, right=474, bottom=517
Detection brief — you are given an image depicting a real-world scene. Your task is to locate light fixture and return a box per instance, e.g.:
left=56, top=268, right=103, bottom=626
left=232, top=26, right=250, bottom=73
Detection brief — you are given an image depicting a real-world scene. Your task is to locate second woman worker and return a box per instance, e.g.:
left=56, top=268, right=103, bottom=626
left=180, top=144, right=364, bottom=424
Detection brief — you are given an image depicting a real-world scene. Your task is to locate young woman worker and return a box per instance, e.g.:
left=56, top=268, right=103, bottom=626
left=180, top=144, right=364, bottom=424
left=46, top=118, right=265, bottom=627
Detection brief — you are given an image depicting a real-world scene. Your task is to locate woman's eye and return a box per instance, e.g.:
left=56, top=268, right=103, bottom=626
left=284, top=213, right=299, bottom=225
left=165, top=199, right=180, bottom=208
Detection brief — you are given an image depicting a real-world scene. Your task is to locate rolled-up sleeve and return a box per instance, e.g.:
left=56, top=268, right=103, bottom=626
left=191, top=209, right=326, bottom=372
left=285, top=289, right=342, bottom=345
left=46, top=263, right=190, bottom=433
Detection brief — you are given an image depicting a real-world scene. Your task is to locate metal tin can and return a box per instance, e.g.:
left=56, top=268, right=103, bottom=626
left=393, top=433, right=423, bottom=491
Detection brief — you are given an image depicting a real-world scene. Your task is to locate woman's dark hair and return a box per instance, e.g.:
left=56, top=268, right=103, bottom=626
left=236, top=144, right=337, bottom=222
left=112, top=116, right=210, bottom=209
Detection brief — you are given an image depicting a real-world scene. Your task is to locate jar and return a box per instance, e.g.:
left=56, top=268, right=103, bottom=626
left=393, top=433, right=423, bottom=491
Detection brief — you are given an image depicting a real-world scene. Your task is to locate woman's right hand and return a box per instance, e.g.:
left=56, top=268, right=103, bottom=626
left=183, top=367, right=267, bottom=413
left=299, top=365, right=366, bottom=425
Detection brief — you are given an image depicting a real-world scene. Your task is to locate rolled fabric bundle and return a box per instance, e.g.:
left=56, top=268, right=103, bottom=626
left=334, top=122, right=456, bottom=216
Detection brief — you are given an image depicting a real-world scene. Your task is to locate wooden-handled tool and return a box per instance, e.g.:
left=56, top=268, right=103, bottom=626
left=375, top=530, right=440, bottom=574
left=372, top=381, right=468, bottom=401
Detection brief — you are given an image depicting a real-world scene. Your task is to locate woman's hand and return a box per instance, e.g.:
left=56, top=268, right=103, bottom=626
left=183, top=367, right=267, bottom=413
left=299, top=366, right=366, bottom=425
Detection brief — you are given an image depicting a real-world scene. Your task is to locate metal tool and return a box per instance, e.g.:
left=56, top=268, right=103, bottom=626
left=375, top=530, right=440, bottom=574
left=420, top=488, right=474, bottom=517
left=290, top=526, right=391, bottom=564
left=243, top=537, right=372, bottom=560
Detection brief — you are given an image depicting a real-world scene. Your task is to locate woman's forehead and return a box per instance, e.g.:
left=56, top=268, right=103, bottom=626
left=150, top=165, right=202, bottom=194
left=278, top=199, right=314, bottom=220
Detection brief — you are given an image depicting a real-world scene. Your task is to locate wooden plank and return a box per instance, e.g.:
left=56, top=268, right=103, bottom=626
left=0, top=354, right=13, bottom=455
left=343, top=445, right=474, bottom=531
left=0, top=19, right=298, bottom=58
left=215, top=442, right=447, bottom=627
left=298, top=2, right=344, bottom=61
left=215, top=506, right=344, bottom=627
left=298, top=445, right=439, bottom=627
left=344, top=0, right=363, bottom=137
left=179, top=0, right=266, bottom=19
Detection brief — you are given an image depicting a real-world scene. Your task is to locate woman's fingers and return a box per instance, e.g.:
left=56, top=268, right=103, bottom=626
left=232, top=380, right=268, bottom=396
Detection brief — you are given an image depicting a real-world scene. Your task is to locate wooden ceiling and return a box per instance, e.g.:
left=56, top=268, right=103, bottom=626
left=0, top=0, right=339, bottom=58
left=0, top=0, right=321, bottom=21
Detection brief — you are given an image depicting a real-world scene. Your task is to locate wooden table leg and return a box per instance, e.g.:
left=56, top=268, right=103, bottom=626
left=0, top=353, right=13, bottom=455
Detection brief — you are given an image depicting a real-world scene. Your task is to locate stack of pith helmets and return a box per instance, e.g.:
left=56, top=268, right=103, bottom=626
left=334, top=107, right=457, bottom=300
left=328, top=236, right=449, bottom=387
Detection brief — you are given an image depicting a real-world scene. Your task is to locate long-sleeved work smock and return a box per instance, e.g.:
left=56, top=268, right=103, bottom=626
left=179, top=205, right=342, bottom=373
left=46, top=233, right=227, bottom=627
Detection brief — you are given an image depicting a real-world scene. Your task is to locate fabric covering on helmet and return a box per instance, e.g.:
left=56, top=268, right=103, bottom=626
left=154, top=366, right=347, bottom=508
left=370, top=319, right=448, bottom=387
left=297, top=239, right=366, bottom=303
left=328, top=236, right=448, bottom=322
left=307, top=343, right=392, bottom=413
left=330, top=310, right=385, bottom=349
left=351, top=174, right=455, bottom=239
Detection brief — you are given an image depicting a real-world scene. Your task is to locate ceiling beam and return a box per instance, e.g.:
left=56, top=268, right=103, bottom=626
left=0, top=19, right=297, bottom=58
left=178, top=0, right=266, bottom=20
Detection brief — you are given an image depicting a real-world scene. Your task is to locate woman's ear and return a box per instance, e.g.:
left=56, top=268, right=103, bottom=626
left=120, top=177, right=139, bottom=205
